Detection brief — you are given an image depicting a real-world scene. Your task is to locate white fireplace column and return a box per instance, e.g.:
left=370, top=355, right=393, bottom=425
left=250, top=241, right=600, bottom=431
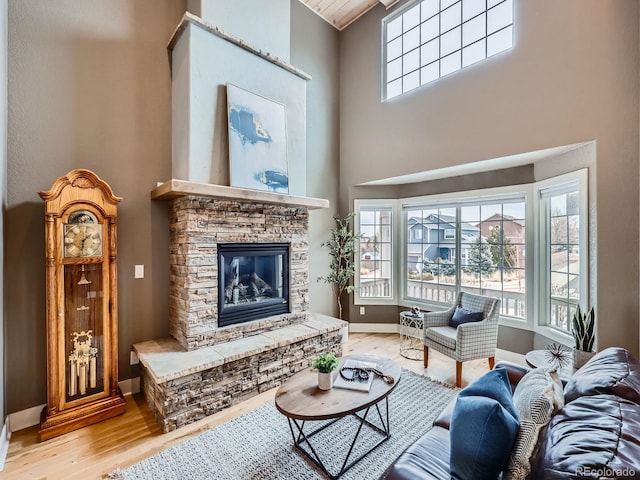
left=169, top=8, right=308, bottom=195
left=186, top=0, right=291, bottom=61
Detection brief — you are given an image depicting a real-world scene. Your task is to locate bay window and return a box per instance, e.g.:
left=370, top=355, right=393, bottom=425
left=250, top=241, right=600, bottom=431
left=354, top=169, right=589, bottom=337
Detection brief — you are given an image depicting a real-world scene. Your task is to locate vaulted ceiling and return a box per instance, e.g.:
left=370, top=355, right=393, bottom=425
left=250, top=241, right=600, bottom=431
left=298, top=0, right=400, bottom=31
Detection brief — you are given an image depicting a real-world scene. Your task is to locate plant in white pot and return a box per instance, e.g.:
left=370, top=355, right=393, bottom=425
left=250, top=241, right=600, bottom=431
left=312, top=352, right=339, bottom=390
left=572, top=305, right=596, bottom=369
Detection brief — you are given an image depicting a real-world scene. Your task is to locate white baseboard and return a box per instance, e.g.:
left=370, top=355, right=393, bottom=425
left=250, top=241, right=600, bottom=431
left=7, top=377, right=140, bottom=434
left=119, top=377, right=140, bottom=395
left=348, top=323, right=399, bottom=333
left=8, top=404, right=44, bottom=433
left=0, top=419, right=10, bottom=471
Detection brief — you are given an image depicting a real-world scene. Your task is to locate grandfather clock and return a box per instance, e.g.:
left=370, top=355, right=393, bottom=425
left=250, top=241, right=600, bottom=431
left=38, top=169, right=126, bottom=441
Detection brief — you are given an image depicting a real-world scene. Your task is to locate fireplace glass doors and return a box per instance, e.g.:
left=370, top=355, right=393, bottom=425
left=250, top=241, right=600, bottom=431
left=218, top=243, right=290, bottom=327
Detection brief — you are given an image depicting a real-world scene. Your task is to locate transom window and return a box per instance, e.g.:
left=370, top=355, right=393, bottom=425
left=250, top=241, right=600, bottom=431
left=383, top=0, right=514, bottom=100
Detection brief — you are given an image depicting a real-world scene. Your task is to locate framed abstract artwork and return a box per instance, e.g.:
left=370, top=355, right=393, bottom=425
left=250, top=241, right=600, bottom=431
left=226, top=84, right=288, bottom=193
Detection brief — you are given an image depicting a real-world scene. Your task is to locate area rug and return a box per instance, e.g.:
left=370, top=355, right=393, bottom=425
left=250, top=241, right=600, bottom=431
left=109, top=370, right=458, bottom=480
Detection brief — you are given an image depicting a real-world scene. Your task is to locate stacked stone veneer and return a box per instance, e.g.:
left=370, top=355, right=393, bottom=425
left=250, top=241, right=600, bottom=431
left=137, top=315, right=344, bottom=432
left=170, top=196, right=311, bottom=350
left=135, top=195, right=346, bottom=432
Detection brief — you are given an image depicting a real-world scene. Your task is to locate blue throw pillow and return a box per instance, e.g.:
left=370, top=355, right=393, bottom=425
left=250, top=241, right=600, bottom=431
left=449, top=306, right=484, bottom=328
left=450, top=368, right=520, bottom=480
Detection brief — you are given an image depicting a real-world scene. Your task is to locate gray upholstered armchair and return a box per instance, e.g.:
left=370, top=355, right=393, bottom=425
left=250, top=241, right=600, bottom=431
left=423, top=291, right=501, bottom=387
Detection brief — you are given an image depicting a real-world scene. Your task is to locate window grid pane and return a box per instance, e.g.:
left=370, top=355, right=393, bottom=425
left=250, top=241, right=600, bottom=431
left=405, top=201, right=526, bottom=319
left=384, top=0, right=513, bottom=100
left=548, top=191, right=580, bottom=332
left=359, top=209, right=393, bottom=299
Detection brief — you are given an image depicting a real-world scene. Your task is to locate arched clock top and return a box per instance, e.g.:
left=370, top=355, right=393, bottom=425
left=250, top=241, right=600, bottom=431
left=38, top=169, right=122, bottom=215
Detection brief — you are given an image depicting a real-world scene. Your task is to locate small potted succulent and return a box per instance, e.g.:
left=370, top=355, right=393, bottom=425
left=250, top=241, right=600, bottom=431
left=312, top=351, right=339, bottom=390
left=572, top=305, right=596, bottom=369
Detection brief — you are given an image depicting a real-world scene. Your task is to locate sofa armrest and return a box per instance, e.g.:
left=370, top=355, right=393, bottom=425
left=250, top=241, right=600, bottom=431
left=433, top=396, right=456, bottom=430
left=494, top=360, right=530, bottom=392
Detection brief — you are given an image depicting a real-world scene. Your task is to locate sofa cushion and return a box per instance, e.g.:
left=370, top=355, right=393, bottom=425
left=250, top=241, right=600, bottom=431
left=382, top=426, right=451, bottom=480
left=531, top=393, right=640, bottom=479
left=449, top=306, right=484, bottom=328
left=564, top=347, right=640, bottom=404
left=450, top=368, right=520, bottom=480
left=503, top=368, right=564, bottom=480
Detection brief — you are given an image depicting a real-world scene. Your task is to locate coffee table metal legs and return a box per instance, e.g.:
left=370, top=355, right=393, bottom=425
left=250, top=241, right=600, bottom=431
left=286, top=398, right=390, bottom=479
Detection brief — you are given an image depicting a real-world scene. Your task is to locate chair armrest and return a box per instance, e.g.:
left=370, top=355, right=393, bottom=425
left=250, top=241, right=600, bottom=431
left=456, top=318, right=498, bottom=339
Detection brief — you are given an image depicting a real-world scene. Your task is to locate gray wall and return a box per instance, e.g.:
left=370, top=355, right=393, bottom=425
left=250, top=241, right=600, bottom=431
left=339, top=0, right=640, bottom=356
left=0, top=0, right=6, bottom=432
left=7, top=0, right=183, bottom=414
left=289, top=0, right=341, bottom=316
left=5, top=0, right=339, bottom=415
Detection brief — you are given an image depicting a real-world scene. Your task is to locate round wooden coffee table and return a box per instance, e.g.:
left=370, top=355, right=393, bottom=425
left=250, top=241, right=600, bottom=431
left=275, top=354, right=402, bottom=479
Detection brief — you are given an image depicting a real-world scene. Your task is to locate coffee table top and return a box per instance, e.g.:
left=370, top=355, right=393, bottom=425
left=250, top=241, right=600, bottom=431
left=275, top=354, right=402, bottom=421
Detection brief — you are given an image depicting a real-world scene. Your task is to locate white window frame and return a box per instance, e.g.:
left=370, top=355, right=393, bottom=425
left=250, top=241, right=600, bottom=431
left=353, top=169, right=590, bottom=344
left=400, top=185, right=532, bottom=329
left=534, top=169, right=589, bottom=344
left=444, top=228, right=455, bottom=239
left=382, top=0, right=514, bottom=101
left=354, top=200, right=399, bottom=305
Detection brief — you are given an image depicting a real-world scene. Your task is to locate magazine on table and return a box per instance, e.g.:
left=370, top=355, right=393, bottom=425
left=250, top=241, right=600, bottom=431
left=333, top=359, right=377, bottom=392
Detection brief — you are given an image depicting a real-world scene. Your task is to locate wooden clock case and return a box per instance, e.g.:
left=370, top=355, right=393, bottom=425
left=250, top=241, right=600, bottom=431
left=38, top=169, right=126, bottom=441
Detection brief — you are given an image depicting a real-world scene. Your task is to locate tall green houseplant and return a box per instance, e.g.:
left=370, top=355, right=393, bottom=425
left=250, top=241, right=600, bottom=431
left=318, top=212, right=362, bottom=320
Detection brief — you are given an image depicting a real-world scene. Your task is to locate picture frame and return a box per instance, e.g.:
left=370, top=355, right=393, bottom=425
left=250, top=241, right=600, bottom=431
left=226, top=83, right=288, bottom=193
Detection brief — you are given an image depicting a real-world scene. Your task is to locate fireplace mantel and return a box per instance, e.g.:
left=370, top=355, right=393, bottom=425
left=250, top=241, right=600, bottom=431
left=151, top=179, right=330, bottom=210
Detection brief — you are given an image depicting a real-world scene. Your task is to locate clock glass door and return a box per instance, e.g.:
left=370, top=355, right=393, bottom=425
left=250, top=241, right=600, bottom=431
left=63, top=263, right=105, bottom=402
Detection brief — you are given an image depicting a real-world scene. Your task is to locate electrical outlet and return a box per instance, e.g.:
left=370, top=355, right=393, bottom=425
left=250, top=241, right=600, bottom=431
left=360, top=306, right=365, bottom=315
left=130, top=351, right=139, bottom=365
left=134, top=264, right=144, bottom=279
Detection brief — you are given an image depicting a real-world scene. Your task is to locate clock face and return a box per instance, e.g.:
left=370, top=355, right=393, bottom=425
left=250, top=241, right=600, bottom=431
left=63, top=210, right=103, bottom=258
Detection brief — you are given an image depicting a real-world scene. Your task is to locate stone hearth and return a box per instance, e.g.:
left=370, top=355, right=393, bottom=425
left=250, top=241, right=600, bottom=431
left=135, top=313, right=344, bottom=432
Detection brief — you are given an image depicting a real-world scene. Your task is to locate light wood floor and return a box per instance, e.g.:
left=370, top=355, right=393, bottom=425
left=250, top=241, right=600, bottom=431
left=2, top=333, right=523, bottom=479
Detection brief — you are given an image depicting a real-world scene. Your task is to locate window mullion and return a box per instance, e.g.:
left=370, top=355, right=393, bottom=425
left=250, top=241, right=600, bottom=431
left=455, top=206, right=462, bottom=293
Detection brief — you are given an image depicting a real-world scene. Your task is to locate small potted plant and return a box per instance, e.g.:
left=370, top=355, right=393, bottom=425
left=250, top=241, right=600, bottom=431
left=312, top=351, right=339, bottom=390
left=572, top=305, right=596, bottom=369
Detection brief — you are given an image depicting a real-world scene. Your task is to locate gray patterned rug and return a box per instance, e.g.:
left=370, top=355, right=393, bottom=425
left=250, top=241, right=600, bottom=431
left=109, top=370, right=458, bottom=480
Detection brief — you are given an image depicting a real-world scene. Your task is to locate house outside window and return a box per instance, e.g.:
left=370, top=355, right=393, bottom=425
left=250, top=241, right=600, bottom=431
left=405, top=198, right=526, bottom=318
left=383, top=0, right=514, bottom=100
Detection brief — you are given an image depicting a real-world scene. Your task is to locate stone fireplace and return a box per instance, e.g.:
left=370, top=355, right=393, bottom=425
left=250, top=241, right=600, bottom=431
left=131, top=9, right=346, bottom=432
left=134, top=185, right=346, bottom=432
left=168, top=195, right=314, bottom=350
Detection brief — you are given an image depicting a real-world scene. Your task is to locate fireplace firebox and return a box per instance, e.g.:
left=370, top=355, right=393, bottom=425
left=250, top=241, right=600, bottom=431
left=218, top=243, right=290, bottom=327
